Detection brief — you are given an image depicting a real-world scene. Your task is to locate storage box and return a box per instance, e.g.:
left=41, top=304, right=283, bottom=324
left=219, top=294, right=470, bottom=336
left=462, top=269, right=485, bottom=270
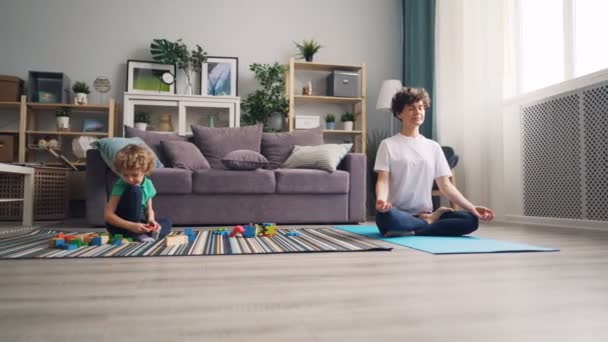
left=0, top=167, right=69, bottom=221
left=0, top=75, right=24, bottom=102
left=327, top=70, right=360, bottom=97
left=0, top=135, right=16, bottom=162
left=27, top=71, right=71, bottom=103
left=295, top=115, right=320, bottom=129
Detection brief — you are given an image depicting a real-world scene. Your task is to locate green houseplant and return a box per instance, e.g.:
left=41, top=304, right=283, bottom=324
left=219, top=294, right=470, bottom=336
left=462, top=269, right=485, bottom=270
left=134, top=111, right=151, bottom=131
left=56, top=107, right=71, bottom=130
left=72, top=81, right=90, bottom=105
left=341, top=112, right=355, bottom=131
left=150, top=38, right=207, bottom=95
left=294, top=39, right=323, bottom=62
left=325, top=113, right=336, bottom=130
left=241, top=62, right=289, bottom=131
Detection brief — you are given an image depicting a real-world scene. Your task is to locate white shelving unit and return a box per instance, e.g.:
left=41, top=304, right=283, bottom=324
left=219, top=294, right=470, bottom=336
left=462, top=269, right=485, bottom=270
left=123, top=93, right=241, bottom=135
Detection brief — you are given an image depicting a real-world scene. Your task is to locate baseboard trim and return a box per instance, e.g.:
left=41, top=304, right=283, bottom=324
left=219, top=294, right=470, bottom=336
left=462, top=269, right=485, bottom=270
left=503, top=215, right=608, bottom=232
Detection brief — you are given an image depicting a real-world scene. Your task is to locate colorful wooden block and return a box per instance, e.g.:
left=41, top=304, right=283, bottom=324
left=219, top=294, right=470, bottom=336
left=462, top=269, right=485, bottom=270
left=165, top=234, right=188, bottom=247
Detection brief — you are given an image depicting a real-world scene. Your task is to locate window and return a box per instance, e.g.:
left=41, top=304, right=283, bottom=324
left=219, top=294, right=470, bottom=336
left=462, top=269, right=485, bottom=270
left=573, top=0, right=608, bottom=76
left=518, top=0, right=608, bottom=93
left=520, top=0, right=565, bottom=92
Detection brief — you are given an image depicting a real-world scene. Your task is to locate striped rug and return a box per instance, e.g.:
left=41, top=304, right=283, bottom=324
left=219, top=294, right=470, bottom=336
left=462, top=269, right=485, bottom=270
left=0, top=228, right=392, bottom=259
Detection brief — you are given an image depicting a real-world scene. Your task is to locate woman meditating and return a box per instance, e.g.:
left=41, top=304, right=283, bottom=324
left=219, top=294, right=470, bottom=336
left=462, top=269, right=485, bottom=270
left=374, top=87, right=495, bottom=237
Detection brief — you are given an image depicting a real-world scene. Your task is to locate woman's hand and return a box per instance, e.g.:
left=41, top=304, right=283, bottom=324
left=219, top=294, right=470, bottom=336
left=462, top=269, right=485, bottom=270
left=375, top=199, right=392, bottom=213
left=471, top=206, right=495, bottom=221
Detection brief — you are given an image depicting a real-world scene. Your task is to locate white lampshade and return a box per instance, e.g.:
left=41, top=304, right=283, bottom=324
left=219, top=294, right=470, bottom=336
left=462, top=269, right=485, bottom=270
left=376, top=79, right=403, bottom=110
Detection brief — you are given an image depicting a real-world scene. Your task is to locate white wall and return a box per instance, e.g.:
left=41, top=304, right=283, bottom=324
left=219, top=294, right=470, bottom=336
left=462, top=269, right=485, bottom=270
left=0, top=0, right=402, bottom=134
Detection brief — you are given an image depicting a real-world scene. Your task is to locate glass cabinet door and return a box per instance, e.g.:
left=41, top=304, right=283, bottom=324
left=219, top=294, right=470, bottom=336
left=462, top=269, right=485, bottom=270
left=178, top=101, right=235, bottom=135
left=125, top=99, right=179, bottom=134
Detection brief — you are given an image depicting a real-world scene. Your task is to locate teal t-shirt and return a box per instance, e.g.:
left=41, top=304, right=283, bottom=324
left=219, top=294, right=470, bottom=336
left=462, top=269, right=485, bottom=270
left=110, top=177, right=157, bottom=209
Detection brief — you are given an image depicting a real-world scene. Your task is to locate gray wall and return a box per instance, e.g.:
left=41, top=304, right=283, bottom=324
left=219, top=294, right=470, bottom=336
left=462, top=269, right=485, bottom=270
left=0, top=0, right=402, bottom=134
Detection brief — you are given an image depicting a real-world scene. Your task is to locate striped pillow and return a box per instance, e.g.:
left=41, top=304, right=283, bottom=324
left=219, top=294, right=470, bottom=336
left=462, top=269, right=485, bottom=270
left=281, top=143, right=353, bottom=172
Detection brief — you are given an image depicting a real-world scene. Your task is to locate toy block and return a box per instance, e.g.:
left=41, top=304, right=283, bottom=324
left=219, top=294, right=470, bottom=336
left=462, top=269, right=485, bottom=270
left=111, top=239, right=123, bottom=246
left=243, top=225, right=257, bottom=238
left=55, top=233, right=66, bottom=239
left=265, top=226, right=277, bottom=235
left=64, top=243, right=78, bottom=250
left=54, top=239, right=65, bottom=249
left=49, top=237, right=62, bottom=248
left=64, top=235, right=77, bottom=243
left=165, top=234, right=188, bottom=247
left=230, top=225, right=244, bottom=237
left=284, top=231, right=301, bottom=237
left=113, top=234, right=123, bottom=241
left=91, top=237, right=103, bottom=246
left=183, top=228, right=194, bottom=236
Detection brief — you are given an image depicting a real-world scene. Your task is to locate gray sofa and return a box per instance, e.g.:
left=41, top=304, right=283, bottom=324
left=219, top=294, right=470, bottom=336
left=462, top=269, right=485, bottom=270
left=86, top=149, right=366, bottom=226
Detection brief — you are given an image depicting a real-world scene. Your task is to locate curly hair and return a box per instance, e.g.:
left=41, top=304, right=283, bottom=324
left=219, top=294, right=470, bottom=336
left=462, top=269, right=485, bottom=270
left=113, top=144, right=155, bottom=175
left=391, top=87, right=431, bottom=120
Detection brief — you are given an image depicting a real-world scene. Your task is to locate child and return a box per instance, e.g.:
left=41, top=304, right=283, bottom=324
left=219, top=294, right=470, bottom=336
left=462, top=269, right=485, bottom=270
left=104, top=144, right=172, bottom=242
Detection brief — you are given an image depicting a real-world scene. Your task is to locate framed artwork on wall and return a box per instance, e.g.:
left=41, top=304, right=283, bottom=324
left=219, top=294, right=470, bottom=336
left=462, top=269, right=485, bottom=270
left=201, top=56, right=238, bottom=96
left=126, top=60, right=176, bottom=94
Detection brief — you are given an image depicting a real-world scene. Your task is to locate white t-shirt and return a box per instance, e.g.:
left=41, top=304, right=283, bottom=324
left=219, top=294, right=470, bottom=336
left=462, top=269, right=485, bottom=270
left=374, top=134, right=452, bottom=214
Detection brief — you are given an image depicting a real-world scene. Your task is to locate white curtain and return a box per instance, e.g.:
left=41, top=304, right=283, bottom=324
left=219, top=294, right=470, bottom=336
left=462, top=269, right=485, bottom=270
left=435, top=0, right=515, bottom=218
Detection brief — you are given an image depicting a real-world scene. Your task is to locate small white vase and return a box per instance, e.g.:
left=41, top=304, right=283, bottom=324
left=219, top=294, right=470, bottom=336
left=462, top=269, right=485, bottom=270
left=74, top=93, right=88, bottom=105
left=342, top=121, right=354, bottom=131
left=134, top=122, right=147, bottom=131
left=270, top=112, right=283, bottom=131
left=56, top=117, right=70, bottom=130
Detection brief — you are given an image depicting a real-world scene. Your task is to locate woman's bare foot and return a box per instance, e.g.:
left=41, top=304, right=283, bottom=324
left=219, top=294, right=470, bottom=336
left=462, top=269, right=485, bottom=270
left=419, top=207, right=454, bottom=224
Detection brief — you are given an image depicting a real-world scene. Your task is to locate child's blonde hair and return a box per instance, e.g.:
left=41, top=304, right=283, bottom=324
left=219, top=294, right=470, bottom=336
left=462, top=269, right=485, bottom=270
left=113, top=144, right=155, bottom=174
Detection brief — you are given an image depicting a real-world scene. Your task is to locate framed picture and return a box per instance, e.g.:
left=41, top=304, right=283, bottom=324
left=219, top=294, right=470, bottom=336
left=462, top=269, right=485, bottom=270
left=127, top=60, right=176, bottom=94
left=83, top=118, right=105, bottom=132
left=201, top=56, right=238, bottom=96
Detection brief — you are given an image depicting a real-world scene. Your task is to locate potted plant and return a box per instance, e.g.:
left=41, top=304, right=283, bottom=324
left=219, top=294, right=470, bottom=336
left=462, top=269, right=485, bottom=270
left=325, top=113, right=336, bottom=130
left=56, top=107, right=71, bottom=131
left=294, top=39, right=323, bottom=62
left=150, top=38, right=207, bottom=95
left=341, top=112, right=355, bottom=131
left=72, top=81, right=90, bottom=105
left=241, top=62, right=289, bottom=131
left=134, top=111, right=151, bottom=131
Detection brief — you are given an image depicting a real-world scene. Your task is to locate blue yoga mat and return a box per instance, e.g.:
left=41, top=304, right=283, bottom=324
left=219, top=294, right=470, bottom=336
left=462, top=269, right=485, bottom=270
left=334, top=225, right=559, bottom=255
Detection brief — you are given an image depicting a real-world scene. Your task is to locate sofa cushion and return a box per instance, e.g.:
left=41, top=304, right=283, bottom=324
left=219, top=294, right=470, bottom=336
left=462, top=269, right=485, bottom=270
left=222, top=150, right=269, bottom=170
left=148, top=168, right=193, bottom=194
left=274, top=169, right=349, bottom=194
left=91, top=137, right=164, bottom=175
left=125, top=126, right=189, bottom=166
left=192, top=168, right=275, bottom=194
left=191, top=124, right=263, bottom=169
left=261, top=127, right=323, bottom=169
left=282, top=143, right=353, bottom=172
left=161, top=140, right=210, bottom=171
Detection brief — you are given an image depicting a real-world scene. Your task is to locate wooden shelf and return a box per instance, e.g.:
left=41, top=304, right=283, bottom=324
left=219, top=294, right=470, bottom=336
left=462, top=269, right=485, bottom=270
left=286, top=58, right=367, bottom=153
left=0, top=101, right=21, bottom=109
left=27, top=103, right=111, bottom=112
left=26, top=130, right=108, bottom=137
left=0, top=198, right=24, bottom=203
left=323, top=130, right=363, bottom=134
left=0, top=129, right=19, bottom=134
left=294, top=95, right=363, bottom=104
left=292, top=61, right=363, bottom=72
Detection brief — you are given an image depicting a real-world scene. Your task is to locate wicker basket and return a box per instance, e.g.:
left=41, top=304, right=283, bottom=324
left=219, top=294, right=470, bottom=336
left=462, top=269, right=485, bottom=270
left=0, top=167, right=69, bottom=221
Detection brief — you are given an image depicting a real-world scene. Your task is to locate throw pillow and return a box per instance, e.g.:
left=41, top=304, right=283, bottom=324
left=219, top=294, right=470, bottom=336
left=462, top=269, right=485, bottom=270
left=161, top=140, right=210, bottom=171
left=221, top=150, right=269, bottom=171
left=91, top=137, right=163, bottom=175
left=125, top=125, right=189, bottom=166
left=191, top=124, right=263, bottom=169
left=261, top=127, right=323, bottom=169
left=281, top=143, right=353, bottom=172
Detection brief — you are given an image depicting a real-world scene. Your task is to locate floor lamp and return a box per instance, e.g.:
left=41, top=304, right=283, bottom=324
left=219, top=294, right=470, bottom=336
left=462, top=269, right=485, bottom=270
left=376, top=80, right=402, bottom=134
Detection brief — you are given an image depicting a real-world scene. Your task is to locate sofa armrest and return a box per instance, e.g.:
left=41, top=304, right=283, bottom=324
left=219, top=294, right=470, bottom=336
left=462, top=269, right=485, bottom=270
left=338, top=153, right=366, bottom=222
left=86, top=149, right=108, bottom=226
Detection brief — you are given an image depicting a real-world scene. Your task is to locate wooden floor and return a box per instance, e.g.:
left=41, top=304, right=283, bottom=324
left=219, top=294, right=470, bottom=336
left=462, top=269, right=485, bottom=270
left=1, top=222, right=607, bottom=342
